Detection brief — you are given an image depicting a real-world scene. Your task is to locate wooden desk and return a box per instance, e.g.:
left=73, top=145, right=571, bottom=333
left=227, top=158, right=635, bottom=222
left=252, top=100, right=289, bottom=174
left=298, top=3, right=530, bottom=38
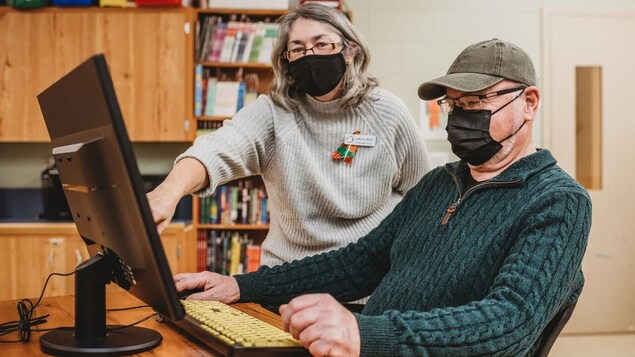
left=0, top=287, right=285, bottom=356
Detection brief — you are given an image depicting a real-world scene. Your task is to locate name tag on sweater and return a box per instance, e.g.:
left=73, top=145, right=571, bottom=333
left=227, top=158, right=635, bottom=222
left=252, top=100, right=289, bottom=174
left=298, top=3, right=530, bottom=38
left=344, top=134, right=376, bottom=147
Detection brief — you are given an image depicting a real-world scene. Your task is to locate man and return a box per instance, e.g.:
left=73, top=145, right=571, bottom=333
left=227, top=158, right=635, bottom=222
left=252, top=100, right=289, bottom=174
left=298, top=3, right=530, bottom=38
left=174, top=39, right=591, bottom=357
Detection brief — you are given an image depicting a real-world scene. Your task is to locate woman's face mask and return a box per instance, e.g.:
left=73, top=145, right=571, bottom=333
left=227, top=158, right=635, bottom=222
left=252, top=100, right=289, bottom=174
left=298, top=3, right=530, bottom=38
left=287, top=52, right=347, bottom=97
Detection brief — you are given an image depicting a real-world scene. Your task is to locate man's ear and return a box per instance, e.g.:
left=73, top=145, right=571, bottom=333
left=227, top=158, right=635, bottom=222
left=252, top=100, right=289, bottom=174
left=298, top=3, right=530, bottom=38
left=523, top=86, right=540, bottom=120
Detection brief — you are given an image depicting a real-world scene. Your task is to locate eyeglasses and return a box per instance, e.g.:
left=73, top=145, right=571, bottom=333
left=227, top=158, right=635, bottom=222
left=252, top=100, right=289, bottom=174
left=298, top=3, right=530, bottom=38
left=436, top=86, right=527, bottom=115
left=283, top=42, right=344, bottom=61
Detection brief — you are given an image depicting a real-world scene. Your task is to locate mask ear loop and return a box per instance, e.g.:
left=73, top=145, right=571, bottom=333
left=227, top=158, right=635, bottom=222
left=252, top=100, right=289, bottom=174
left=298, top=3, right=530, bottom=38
left=491, top=87, right=526, bottom=115
left=494, top=87, right=528, bottom=143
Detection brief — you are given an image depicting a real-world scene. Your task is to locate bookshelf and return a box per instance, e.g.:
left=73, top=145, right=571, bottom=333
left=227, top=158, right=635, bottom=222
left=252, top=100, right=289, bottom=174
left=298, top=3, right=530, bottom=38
left=191, top=8, right=289, bottom=274
left=191, top=6, right=351, bottom=275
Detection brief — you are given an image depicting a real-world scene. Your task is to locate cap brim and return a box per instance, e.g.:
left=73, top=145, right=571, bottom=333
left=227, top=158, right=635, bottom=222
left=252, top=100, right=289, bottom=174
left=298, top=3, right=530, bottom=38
left=417, top=73, right=505, bottom=100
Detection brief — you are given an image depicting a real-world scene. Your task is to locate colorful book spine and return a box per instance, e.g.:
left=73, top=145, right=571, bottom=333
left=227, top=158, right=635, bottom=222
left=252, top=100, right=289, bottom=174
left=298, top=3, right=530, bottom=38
left=204, top=77, right=218, bottom=116
left=236, top=82, right=246, bottom=112
left=245, top=244, right=261, bottom=273
left=229, top=233, right=241, bottom=275
left=194, top=64, right=204, bottom=117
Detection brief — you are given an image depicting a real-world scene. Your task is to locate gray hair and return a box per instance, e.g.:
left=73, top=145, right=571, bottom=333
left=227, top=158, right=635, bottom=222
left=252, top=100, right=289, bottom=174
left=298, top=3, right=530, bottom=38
left=269, top=3, right=378, bottom=111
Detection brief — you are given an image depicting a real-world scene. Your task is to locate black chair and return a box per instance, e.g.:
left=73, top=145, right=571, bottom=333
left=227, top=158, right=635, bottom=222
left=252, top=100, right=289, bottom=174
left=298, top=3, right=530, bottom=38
left=533, top=302, right=578, bottom=357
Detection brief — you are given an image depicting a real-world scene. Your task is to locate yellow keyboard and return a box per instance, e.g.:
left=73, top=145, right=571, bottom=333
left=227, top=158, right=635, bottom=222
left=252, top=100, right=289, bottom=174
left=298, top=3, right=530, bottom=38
left=178, top=300, right=308, bottom=356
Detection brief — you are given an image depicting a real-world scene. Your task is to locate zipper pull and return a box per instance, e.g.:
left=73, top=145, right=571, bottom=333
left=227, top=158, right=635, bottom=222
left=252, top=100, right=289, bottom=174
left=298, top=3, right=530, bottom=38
left=442, top=200, right=460, bottom=225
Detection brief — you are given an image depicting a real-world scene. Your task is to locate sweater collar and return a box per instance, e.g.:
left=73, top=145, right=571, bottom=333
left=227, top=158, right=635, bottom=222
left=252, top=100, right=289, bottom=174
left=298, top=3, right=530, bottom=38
left=301, top=95, right=348, bottom=116
left=444, top=149, right=557, bottom=183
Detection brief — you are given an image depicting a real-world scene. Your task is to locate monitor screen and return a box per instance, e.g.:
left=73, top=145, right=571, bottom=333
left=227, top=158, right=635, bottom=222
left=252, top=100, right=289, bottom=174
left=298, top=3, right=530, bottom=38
left=37, top=54, right=184, bottom=355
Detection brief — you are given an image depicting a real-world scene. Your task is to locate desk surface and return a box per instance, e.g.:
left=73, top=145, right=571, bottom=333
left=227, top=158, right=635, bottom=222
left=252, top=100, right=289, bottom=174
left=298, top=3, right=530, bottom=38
left=0, top=288, right=285, bottom=356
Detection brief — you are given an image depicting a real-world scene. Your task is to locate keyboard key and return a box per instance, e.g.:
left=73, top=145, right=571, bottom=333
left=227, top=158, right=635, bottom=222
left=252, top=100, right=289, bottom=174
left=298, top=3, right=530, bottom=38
left=181, top=300, right=302, bottom=348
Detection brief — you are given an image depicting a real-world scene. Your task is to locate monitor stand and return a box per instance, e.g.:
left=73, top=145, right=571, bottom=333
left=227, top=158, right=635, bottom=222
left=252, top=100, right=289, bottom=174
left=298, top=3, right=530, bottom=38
left=40, top=255, right=162, bottom=356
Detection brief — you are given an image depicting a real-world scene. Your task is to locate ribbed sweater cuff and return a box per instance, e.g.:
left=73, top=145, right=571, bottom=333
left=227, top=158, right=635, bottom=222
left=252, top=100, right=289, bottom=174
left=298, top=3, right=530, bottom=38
left=356, top=314, right=401, bottom=357
left=234, top=273, right=264, bottom=302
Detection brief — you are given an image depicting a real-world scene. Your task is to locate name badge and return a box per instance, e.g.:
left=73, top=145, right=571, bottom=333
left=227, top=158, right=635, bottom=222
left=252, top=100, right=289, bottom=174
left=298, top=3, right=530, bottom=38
left=344, top=134, right=376, bottom=147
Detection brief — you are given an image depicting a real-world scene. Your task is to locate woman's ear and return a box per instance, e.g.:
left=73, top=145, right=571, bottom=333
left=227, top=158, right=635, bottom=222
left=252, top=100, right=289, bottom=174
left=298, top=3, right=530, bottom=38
left=343, top=43, right=357, bottom=65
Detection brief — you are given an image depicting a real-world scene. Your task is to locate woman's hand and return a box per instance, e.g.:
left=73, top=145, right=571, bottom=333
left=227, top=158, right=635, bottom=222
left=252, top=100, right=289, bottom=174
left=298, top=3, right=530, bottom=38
left=147, top=158, right=210, bottom=234
left=147, top=183, right=183, bottom=234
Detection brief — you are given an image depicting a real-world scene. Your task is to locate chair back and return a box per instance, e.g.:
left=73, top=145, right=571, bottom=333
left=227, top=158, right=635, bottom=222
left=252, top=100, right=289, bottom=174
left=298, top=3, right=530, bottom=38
left=533, top=302, right=577, bottom=357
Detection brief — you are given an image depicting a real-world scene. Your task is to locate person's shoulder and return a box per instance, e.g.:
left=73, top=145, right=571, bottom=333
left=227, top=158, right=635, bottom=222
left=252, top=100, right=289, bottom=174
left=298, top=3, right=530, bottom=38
left=525, top=160, right=591, bottom=208
left=544, top=164, right=590, bottom=198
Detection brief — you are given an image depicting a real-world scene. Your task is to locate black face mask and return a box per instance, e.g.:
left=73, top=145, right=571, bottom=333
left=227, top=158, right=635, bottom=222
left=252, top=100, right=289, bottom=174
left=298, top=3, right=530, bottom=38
left=446, top=97, right=526, bottom=166
left=287, top=52, right=347, bottom=97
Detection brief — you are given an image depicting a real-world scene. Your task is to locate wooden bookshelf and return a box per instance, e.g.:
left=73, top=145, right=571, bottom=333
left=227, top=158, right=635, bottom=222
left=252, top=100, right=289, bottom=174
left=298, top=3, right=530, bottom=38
left=192, top=8, right=282, bottom=268
left=198, top=115, right=232, bottom=121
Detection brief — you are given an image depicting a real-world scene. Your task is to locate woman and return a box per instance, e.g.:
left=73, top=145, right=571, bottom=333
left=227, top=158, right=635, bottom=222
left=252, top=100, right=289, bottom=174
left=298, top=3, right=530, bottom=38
left=149, top=3, right=430, bottom=269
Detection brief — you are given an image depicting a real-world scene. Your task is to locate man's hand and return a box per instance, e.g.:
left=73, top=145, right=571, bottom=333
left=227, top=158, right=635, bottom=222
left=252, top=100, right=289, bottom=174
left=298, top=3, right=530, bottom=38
left=173, top=271, right=240, bottom=303
left=280, top=294, right=360, bottom=357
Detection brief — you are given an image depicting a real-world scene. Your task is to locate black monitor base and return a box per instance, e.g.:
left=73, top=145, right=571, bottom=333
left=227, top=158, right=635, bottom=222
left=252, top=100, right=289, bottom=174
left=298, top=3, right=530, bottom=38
left=40, top=254, right=162, bottom=356
left=40, top=326, right=161, bottom=356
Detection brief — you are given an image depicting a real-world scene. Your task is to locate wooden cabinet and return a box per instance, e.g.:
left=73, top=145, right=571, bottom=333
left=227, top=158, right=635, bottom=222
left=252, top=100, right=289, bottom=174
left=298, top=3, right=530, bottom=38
left=0, top=7, right=195, bottom=142
left=0, top=231, right=83, bottom=300
left=161, top=223, right=197, bottom=275
left=0, top=222, right=195, bottom=300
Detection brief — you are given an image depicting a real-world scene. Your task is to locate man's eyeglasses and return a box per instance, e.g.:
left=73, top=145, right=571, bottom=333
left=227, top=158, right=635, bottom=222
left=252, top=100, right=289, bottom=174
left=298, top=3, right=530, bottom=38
left=283, top=42, right=344, bottom=61
left=437, top=86, right=527, bottom=115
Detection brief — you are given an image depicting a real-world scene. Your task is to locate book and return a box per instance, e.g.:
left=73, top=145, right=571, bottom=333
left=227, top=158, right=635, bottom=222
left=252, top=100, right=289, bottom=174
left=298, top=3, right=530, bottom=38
left=221, top=233, right=230, bottom=275
left=204, top=77, right=218, bottom=116
left=243, top=73, right=259, bottom=107
left=229, top=233, right=241, bottom=275
left=194, top=65, right=204, bottom=117
left=219, top=21, right=238, bottom=63
left=236, top=81, right=246, bottom=113
left=213, top=81, right=240, bottom=117
left=248, top=23, right=265, bottom=63
left=231, top=22, right=248, bottom=63
left=245, top=244, right=261, bottom=273
left=258, top=23, right=279, bottom=64
left=208, top=22, right=227, bottom=62
left=240, top=23, right=257, bottom=63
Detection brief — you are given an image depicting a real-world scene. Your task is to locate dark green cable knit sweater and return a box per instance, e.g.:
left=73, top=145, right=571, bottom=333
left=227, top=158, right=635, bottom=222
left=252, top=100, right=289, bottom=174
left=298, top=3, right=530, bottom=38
left=235, top=149, right=592, bottom=356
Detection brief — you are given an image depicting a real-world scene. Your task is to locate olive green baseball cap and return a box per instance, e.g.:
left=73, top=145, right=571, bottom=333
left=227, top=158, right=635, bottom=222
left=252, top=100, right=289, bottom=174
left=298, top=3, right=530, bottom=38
left=417, top=38, right=537, bottom=100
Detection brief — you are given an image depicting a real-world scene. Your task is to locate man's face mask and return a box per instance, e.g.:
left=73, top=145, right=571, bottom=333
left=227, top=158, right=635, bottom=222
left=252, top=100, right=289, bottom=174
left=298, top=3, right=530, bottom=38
left=287, top=52, right=347, bottom=97
left=445, top=87, right=527, bottom=166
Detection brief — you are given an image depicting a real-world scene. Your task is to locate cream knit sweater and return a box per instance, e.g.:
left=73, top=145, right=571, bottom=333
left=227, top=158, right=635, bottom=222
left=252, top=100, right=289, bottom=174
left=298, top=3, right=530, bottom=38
left=177, top=87, right=430, bottom=267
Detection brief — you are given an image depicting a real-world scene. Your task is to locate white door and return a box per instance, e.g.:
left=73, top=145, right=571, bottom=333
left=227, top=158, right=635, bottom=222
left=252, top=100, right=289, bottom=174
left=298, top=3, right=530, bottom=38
left=543, top=7, right=635, bottom=333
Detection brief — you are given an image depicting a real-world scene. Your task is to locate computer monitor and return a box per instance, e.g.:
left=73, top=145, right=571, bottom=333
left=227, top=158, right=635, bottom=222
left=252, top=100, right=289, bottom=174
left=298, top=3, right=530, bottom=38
left=37, top=54, right=184, bottom=355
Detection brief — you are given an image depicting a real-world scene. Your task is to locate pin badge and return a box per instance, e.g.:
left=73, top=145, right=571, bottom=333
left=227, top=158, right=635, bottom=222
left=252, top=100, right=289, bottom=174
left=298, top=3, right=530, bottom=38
left=331, top=130, right=366, bottom=165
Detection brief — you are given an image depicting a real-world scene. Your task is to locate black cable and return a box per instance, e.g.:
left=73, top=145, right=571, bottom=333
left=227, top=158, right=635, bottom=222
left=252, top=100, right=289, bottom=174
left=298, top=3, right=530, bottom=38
left=106, top=304, right=150, bottom=312
left=106, top=312, right=160, bottom=331
left=0, top=271, right=157, bottom=343
left=0, top=271, right=75, bottom=343
left=35, top=311, right=158, bottom=333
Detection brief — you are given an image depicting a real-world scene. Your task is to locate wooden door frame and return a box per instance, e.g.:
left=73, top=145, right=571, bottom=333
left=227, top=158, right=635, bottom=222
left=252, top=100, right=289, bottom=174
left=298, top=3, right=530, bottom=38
left=541, top=6, right=635, bottom=150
